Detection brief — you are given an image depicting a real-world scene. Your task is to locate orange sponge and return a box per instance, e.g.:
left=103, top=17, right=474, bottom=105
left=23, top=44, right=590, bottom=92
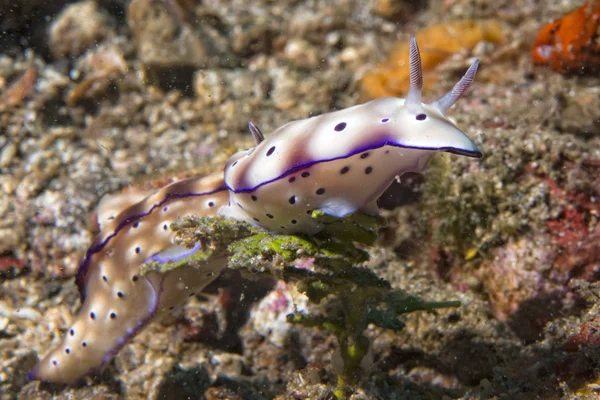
left=361, top=20, right=505, bottom=99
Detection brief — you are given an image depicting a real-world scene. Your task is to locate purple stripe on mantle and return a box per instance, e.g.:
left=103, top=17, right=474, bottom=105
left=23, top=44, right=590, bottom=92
left=227, top=140, right=482, bottom=194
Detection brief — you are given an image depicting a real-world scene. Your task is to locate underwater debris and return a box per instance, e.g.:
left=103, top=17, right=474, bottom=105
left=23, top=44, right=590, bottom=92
left=532, top=0, right=600, bottom=74
left=565, top=312, right=600, bottom=352
left=0, top=66, right=37, bottom=111
left=66, top=47, right=128, bottom=106
left=360, top=20, right=505, bottom=99
left=0, top=255, right=24, bottom=274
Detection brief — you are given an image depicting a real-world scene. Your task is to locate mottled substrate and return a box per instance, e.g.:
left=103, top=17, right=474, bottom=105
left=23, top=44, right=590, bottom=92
left=1, top=0, right=600, bottom=399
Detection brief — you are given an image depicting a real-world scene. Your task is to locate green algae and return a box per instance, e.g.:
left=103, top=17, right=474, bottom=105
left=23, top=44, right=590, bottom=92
left=156, top=211, right=459, bottom=399
left=419, top=151, right=551, bottom=260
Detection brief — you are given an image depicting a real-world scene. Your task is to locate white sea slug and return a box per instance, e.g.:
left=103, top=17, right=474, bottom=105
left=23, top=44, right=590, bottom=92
left=220, top=37, right=481, bottom=234
left=29, top=36, right=482, bottom=384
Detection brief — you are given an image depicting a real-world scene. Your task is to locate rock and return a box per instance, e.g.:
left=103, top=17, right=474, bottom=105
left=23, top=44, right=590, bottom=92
left=48, top=1, right=113, bottom=59
left=0, top=141, right=17, bottom=168
left=556, top=89, right=600, bottom=137
left=127, top=0, right=234, bottom=71
left=229, top=11, right=278, bottom=57
left=371, top=0, right=423, bottom=21
left=281, top=38, right=320, bottom=69
left=0, top=348, right=38, bottom=397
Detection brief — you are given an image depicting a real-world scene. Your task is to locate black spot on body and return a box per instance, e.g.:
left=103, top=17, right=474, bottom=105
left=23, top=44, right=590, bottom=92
left=302, top=172, right=310, bottom=178
left=289, top=176, right=296, bottom=183
left=340, top=166, right=350, bottom=174
left=291, top=220, right=297, bottom=224
left=117, top=291, right=124, bottom=298
left=132, top=275, right=139, bottom=282
left=133, top=222, right=139, bottom=228
left=251, top=195, right=257, bottom=201
left=52, top=360, right=57, bottom=366
left=266, top=213, right=274, bottom=219
left=316, top=188, right=325, bottom=195
left=381, top=118, right=389, bottom=123
left=334, top=122, right=347, bottom=132
left=253, top=217, right=260, bottom=222
left=361, top=152, right=369, bottom=159
left=232, top=161, right=238, bottom=167
left=416, top=113, right=427, bottom=121
left=208, top=201, right=215, bottom=207
left=163, top=224, right=168, bottom=230
left=102, top=275, right=108, bottom=282
left=163, top=207, right=168, bottom=212
left=266, top=146, right=276, bottom=156
left=135, top=247, right=141, bottom=254
left=82, top=342, right=87, bottom=347
left=70, top=329, right=74, bottom=336
left=365, top=166, right=373, bottom=174
left=289, top=196, right=296, bottom=204
left=110, top=312, right=117, bottom=319
left=65, top=349, right=70, bottom=354
left=90, top=312, right=96, bottom=320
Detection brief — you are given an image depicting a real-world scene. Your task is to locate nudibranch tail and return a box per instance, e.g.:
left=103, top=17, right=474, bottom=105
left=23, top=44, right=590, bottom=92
left=29, top=173, right=229, bottom=384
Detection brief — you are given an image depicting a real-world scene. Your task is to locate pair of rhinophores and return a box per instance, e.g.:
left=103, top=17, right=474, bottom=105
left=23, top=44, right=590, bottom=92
left=29, top=37, right=483, bottom=384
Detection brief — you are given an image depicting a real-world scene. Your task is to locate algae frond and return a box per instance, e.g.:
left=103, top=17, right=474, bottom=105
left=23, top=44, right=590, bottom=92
left=156, top=211, right=459, bottom=399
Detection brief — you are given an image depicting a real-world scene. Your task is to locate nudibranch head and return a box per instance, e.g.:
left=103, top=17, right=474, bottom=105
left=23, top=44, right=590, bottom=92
left=220, top=36, right=482, bottom=234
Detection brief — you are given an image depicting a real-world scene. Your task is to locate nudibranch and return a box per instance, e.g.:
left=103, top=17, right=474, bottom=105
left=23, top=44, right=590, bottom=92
left=28, top=173, right=229, bottom=384
left=29, top=36, right=483, bottom=385
left=220, top=37, right=482, bottom=234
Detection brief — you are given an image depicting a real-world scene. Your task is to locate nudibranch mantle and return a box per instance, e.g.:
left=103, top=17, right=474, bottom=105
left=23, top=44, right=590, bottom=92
left=220, top=37, right=481, bottom=234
